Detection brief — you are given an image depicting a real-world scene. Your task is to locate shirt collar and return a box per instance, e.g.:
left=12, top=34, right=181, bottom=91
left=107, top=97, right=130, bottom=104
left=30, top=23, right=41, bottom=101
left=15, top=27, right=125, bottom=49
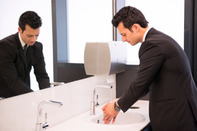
left=142, top=26, right=151, bottom=43
left=18, top=33, right=27, bottom=49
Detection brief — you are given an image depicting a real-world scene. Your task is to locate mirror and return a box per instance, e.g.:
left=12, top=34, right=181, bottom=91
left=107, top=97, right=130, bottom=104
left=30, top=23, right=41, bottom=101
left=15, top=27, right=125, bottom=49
left=0, top=0, right=53, bottom=96
left=52, top=0, right=114, bottom=83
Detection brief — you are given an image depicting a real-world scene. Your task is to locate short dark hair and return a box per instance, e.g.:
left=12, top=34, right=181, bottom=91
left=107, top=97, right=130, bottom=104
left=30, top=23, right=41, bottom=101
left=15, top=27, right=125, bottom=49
left=18, top=11, right=42, bottom=32
left=112, top=6, right=148, bottom=29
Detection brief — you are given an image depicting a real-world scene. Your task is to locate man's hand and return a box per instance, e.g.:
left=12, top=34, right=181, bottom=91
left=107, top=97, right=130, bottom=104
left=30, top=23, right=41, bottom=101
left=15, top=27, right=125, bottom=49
left=102, top=100, right=120, bottom=124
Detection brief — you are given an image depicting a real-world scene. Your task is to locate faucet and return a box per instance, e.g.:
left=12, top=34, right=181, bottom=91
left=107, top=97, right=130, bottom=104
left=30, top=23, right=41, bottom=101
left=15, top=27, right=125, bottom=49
left=35, top=100, right=63, bottom=131
left=90, top=85, right=113, bottom=115
left=90, top=88, right=96, bottom=115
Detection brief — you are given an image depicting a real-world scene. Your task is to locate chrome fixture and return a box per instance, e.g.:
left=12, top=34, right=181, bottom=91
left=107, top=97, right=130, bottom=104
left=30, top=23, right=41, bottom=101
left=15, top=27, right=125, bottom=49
left=90, top=88, right=96, bottom=115
left=50, top=82, right=65, bottom=87
left=90, top=85, right=113, bottom=115
left=35, top=100, right=63, bottom=131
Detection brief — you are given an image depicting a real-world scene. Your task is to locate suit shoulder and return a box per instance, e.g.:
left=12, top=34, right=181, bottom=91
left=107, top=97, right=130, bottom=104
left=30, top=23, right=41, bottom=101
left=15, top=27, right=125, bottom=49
left=142, top=28, right=183, bottom=58
left=31, top=41, right=44, bottom=53
left=0, top=33, right=19, bottom=50
left=33, top=41, right=43, bottom=47
left=0, top=34, right=17, bottom=44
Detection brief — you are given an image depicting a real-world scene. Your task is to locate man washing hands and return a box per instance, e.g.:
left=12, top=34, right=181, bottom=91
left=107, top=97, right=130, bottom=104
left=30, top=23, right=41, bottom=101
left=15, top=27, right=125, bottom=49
left=101, top=6, right=197, bottom=131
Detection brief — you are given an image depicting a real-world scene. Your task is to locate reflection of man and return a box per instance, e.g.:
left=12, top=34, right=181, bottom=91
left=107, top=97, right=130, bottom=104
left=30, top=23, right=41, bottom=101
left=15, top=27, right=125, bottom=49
left=102, top=6, right=197, bottom=130
left=0, top=11, right=50, bottom=98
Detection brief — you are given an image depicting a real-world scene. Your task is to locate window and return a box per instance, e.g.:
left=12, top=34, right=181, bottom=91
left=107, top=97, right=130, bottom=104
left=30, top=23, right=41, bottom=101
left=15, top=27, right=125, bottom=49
left=64, top=0, right=184, bottom=65
left=125, top=0, right=184, bottom=65
left=67, top=0, right=113, bottom=63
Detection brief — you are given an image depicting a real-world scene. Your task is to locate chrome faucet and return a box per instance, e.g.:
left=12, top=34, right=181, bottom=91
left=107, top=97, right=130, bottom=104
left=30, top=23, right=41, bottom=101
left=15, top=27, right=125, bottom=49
left=90, top=88, right=96, bottom=115
left=35, top=100, right=63, bottom=131
left=90, top=85, right=113, bottom=115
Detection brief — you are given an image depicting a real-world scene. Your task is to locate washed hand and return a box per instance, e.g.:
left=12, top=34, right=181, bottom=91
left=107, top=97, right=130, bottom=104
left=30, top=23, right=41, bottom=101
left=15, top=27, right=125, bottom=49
left=102, top=101, right=119, bottom=124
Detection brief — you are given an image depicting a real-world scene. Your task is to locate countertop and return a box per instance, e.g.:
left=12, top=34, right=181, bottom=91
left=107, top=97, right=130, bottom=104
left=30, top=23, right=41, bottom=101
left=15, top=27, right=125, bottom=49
left=47, top=100, right=149, bottom=131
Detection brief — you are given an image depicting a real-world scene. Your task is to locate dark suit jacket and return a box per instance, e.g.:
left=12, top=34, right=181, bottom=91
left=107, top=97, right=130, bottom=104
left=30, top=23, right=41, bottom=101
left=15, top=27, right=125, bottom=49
left=0, top=33, right=50, bottom=98
left=118, top=28, right=197, bottom=131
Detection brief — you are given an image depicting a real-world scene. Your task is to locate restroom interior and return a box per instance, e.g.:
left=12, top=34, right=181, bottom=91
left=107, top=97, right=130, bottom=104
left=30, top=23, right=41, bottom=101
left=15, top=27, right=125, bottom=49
left=0, top=0, right=197, bottom=130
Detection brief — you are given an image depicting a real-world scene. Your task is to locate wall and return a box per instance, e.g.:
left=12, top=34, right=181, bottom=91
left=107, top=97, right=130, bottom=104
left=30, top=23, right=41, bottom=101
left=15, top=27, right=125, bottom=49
left=0, top=0, right=53, bottom=91
left=0, top=75, right=116, bottom=131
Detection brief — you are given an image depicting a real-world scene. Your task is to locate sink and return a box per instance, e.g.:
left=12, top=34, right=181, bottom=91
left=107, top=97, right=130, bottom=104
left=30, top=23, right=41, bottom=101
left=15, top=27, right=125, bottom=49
left=45, top=101, right=150, bottom=131
left=90, top=110, right=145, bottom=125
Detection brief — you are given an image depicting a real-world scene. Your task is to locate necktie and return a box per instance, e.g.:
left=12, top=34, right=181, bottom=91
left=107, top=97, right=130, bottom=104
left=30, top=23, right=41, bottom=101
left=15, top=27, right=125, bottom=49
left=23, top=44, right=28, bottom=58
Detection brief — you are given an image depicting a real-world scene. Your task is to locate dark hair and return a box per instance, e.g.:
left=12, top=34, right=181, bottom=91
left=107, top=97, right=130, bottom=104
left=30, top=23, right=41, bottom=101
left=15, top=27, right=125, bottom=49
left=112, top=6, right=148, bottom=29
left=18, top=11, right=42, bottom=32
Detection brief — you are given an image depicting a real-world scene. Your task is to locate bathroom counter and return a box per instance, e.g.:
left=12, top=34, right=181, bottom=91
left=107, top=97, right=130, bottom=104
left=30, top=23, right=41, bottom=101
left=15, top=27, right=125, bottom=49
left=47, top=100, right=149, bottom=131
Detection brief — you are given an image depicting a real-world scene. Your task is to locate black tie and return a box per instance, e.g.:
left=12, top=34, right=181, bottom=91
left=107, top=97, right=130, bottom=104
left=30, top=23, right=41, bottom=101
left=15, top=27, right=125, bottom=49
left=23, top=44, right=28, bottom=58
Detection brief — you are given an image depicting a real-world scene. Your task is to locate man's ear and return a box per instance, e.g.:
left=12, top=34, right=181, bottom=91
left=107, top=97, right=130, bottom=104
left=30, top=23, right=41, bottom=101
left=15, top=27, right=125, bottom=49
left=132, top=24, right=140, bottom=32
left=18, top=27, right=22, bottom=33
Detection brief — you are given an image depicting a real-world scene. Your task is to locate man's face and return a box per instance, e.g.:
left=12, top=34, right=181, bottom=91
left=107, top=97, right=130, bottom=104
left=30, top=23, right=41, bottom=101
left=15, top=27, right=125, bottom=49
left=117, top=22, right=140, bottom=46
left=18, top=24, right=40, bottom=46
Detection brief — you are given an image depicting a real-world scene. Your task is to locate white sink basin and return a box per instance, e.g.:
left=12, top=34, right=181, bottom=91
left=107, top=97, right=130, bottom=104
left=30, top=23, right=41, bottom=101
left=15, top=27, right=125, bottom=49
left=45, top=100, right=150, bottom=131
left=90, top=109, right=145, bottom=125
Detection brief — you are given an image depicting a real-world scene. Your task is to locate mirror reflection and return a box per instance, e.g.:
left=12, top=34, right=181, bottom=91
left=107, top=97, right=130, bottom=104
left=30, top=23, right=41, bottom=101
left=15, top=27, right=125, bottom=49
left=0, top=0, right=53, bottom=98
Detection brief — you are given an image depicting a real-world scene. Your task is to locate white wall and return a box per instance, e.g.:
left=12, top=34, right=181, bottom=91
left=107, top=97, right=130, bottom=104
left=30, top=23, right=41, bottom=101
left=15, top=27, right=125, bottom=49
left=0, top=0, right=53, bottom=90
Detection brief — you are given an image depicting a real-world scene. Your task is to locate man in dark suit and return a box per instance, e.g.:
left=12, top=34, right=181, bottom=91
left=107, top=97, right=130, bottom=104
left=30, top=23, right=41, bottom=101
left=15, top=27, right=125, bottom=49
left=102, top=6, right=197, bottom=131
left=0, top=11, right=50, bottom=98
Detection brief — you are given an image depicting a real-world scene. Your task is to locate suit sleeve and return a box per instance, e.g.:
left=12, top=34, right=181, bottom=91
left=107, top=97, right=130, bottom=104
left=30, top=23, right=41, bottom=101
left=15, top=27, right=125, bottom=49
left=118, top=43, right=165, bottom=112
left=33, top=43, right=50, bottom=89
